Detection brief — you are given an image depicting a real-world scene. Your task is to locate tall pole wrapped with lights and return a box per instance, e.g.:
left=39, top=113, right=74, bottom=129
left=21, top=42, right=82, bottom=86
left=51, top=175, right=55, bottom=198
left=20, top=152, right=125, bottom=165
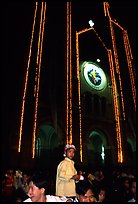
left=66, top=2, right=73, bottom=145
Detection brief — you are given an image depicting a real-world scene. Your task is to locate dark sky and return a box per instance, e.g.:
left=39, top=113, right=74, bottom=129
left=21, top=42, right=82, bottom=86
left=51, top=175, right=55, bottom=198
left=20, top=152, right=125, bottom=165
left=2, top=2, right=136, bottom=142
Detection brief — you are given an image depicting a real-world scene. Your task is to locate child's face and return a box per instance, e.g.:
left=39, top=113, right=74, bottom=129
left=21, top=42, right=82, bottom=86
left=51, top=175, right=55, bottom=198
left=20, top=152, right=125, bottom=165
left=66, top=148, right=75, bottom=159
left=98, top=189, right=106, bottom=202
left=78, top=189, right=96, bottom=202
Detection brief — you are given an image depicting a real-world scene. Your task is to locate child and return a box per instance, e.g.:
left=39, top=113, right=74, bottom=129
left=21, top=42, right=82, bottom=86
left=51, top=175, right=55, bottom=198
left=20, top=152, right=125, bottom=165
left=23, top=172, right=71, bottom=202
left=56, top=144, right=80, bottom=200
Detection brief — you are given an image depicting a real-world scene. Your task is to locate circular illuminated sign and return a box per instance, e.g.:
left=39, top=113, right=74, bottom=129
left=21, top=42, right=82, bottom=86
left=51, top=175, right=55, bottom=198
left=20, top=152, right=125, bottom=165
left=82, top=61, right=107, bottom=90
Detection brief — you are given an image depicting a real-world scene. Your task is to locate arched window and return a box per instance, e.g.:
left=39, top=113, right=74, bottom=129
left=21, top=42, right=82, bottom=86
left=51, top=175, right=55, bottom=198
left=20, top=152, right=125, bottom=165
left=36, top=137, right=41, bottom=157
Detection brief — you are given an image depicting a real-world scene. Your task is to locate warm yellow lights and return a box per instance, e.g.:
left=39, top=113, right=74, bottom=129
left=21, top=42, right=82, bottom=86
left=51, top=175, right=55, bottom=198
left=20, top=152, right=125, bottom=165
left=76, top=24, right=110, bottom=162
left=32, top=2, right=47, bottom=159
left=18, top=2, right=47, bottom=159
left=109, top=18, right=126, bottom=121
left=18, top=2, right=135, bottom=165
left=76, top=32, right=83, bottom=162
left=104, top=2, right=136, bottom=162
left=111, top=19, right=136, bottom=111
left=66, top=2, right=73, bottom=145
left=123, top=30, right=136, bottom=112
left=103, top=1, right=133, bottom=163
left=76, top=2, right=133, bottom=163
left=18, top=2, right=38, bottom=153
left=107, top=49, right=123, bottom=163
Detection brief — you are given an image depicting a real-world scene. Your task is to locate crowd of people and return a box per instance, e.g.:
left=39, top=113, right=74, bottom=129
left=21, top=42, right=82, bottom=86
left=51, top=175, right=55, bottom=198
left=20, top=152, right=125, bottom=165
left=1, top=144, right=136, bottom=202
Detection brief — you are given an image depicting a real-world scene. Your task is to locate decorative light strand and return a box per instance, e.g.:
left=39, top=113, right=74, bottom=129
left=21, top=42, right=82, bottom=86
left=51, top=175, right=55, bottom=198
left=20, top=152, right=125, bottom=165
left=108, top=49, right=123, bottom=163
left=122, top=30, right=136, bottom=112
left=91, top=28, right=108, bottom=51
left=66, top=2, right=70, bottom=144
left=69, top=2, right=73, bottom=144
left=66, top=2, right=73, bottom=145
left=32, top=2, right=44, bottom=158
left=76, top=2, right=124, bottom=163
left=32, top=2, right=47, bottom=158
left=103, top=2, right=124, bottom=163
left=76, top=32, right=83, bottom=162
left=109, top=19, right=126, bottom=121
left=18, top=3, right=38, bottom=152
left=111, top=19, right=136, bottom=112
left=34, top=3, right=44, bottom=98
left=75, top=26, right=109, bottom=162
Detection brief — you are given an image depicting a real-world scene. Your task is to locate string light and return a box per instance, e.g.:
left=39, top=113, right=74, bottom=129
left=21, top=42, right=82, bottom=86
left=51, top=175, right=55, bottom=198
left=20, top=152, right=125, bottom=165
left=32, top=2, right=47, bottom=158
left=18, top=2, right=38, bottom=153
left=69, top=2, right=73, bottom=144
left=66, top=2, right=70, bottom=144
left=76, top=31, right=83, bottom=162
left=66, top=2, right=73, bottom=144
left=123, top=31, right=136, bottom=112
left=18, top=3, right=47, bottom=159
left=76, top=25, right=109, bottom=163
left=104, top=2, right=125, bottom=163
left=111, top=19, right=136, bottom=112
left=107, top=49, right=123, bottom=163
left=76, top=2, right=131, bottom=163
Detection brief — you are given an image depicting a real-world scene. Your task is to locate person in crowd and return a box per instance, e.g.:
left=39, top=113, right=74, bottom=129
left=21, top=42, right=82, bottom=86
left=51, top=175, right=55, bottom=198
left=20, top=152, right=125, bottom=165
left=110, top=176, right=130, bottom=202
left=55, top=144, right=80, bottom=200
left=74, top=180, right=97, bottom=202
left=2, top=169, right=15, bottom=201
left=128, top=178, right=136, bottom=202
left=23, top=172, right=73, bottom=202
left=14, top=187, right=29, bottom=202
left=97, top=186, right=106, bottom=202
left=13, top=170, right=30, bottom=202
left=119, top=176, right=131, bottom=202
left=14, top=170, right=23, bottom=190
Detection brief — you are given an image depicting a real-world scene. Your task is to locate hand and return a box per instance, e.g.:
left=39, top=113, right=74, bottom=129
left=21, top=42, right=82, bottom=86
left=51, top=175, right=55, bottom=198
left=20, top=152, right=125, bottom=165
left=66, top=198, right=73, bottom=202
left=71, top=174, right=80, bottom=180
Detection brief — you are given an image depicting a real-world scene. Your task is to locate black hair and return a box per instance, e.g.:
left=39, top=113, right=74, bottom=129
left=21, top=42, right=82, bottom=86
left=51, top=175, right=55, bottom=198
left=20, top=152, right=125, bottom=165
left=28, top=172, right=47, bottom=190
left=76, top=180, right=95, bottom=196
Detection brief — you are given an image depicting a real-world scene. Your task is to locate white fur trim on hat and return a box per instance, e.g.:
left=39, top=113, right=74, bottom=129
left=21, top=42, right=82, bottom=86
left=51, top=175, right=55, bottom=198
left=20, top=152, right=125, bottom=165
left=64, top=144, right=76, bottom=151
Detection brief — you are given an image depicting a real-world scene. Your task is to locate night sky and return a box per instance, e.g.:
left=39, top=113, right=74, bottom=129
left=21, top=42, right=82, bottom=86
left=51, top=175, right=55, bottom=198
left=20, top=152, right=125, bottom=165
left=2, top=2, right=136, bottom=150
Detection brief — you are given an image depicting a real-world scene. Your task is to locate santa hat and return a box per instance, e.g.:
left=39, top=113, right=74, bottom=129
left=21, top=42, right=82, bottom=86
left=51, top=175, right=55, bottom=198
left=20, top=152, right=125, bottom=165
left=63, top=144, right=76, bottom=157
